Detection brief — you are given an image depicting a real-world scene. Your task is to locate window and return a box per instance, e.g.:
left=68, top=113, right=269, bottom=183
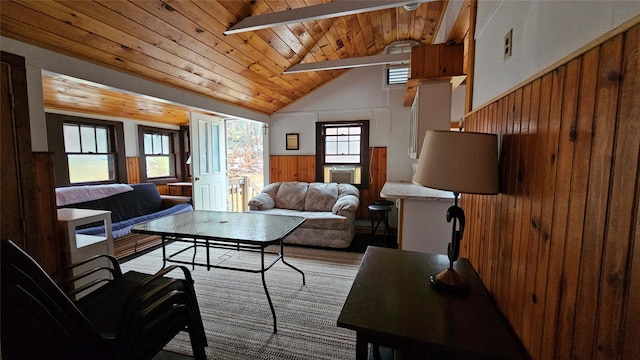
left=316, top=121, right=369, bottom=188
left=46, top=113, right=127, bottom=187
left=138, top=126, right=182, bottom=183
left=144, top=132, right=172, bottom=178
left=63, top=123, right=115, bottom=183
left=384, top=40, right=417, bottom=86
left=387, top=65, right=409, bottom=85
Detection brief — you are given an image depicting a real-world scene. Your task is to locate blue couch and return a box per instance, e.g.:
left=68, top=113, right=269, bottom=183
left=59, top=183, right=192, bottom=258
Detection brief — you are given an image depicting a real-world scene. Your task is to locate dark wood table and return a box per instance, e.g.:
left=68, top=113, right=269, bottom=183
left=167, top=181, right=192, bottom=196
left=337, top=247, right=529, bottom=360
left=131, top=210, right=305, bottom=333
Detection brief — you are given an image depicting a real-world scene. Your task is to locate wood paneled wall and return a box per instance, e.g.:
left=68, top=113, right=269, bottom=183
left=33, top=153, right=62, bottom=280
left=461, top=22, right=639, bottom=359
left=270, top=147, right=388, bottom=219
left=126, top=157, right=141, bottom=184
left=126, top=157, right=171, bottom=194
left=361, top=147, right=388, bottom=219
left=270, top=155, right=316, bottom=183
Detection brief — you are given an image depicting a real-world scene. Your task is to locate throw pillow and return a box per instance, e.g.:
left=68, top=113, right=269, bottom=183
left=304, top=183, right=338, bottom=211
left=275, top=182, right=308, bottom=211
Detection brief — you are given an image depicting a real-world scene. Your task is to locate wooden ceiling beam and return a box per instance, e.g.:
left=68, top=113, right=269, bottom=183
left=224, top=0, right=434, bottom=35
left=283, top=52, right=410, bottom=74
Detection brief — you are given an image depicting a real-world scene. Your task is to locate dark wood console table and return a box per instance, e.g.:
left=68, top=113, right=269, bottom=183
left=337, top=247, right=529, bottom=359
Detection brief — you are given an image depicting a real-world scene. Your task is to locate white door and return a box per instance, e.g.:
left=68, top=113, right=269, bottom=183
left=190, top=112, right=227, bottom=211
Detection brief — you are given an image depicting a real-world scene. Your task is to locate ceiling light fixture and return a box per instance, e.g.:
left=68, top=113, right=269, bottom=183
left=403, top=3, right=421, bottom=11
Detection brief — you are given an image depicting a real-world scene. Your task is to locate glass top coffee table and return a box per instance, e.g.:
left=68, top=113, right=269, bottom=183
left=131, top=210, right=306, bottom=333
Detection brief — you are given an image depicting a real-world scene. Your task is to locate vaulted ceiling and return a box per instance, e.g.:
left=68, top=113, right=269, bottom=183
left=1, top=0, right=450, bottom=118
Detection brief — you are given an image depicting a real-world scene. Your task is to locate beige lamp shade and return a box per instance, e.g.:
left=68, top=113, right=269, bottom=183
left=412, top=130, right=499, bottom=195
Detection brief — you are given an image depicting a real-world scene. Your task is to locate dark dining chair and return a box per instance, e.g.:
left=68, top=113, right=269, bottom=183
left=1, top=239, right=207, bottom=360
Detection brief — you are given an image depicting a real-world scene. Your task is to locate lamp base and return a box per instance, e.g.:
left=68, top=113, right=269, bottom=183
left=429, top=268, right=469, bottom=292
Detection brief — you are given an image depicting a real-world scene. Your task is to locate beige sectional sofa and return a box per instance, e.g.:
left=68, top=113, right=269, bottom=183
left=247, top=181, right=360, bottom=248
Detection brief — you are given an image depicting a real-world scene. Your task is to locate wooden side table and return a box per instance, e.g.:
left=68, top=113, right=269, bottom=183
left=337, top=247, right=529, bottom=359
left=167, top=181, right=193, bottom=196
left=57, top=208, right=113, bottom=298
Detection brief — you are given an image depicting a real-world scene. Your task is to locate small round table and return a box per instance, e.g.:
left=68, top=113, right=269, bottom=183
left=368, top=203, right=394, bottom=246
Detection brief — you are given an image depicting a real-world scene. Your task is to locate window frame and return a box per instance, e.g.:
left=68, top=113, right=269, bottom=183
left=137, top=125, right=183, bottom=184
left=386, top=65, right=409, bottom=86
left=315, top=120, right=370, bottom=189
left=46, top=113, right=127, bottom=187
left=383, top=40, right=416, bottom=88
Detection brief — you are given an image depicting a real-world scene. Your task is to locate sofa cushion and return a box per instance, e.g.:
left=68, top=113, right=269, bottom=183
left=304, top=182, right=338, bottom=211
left=299, top=211, right=350, bottom=230
left=77, top=203, right=193, bottom=238
left=249, top=208, right=350, bottom=231
left=111, top=204, right=193, bottom=238
left=60, top=183, right=163, bottom=224
left=275, top=182, right=308, bottom=211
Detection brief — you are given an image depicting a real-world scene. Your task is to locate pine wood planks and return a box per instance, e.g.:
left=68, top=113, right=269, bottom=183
left=462, top=22, right=640, bottom=360
left=1, top=0, right=446, bottom=115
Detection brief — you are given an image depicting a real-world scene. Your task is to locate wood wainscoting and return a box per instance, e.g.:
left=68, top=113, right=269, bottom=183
left=270, top=147, right=388, bottom=220
left=2, top=51, right=61, bottom=280
left=126, top=157, right=141, bottom=185
left=270, top=154, right=317, bottom=183
left=126, top=156, right=169, bottom=195
left=461, top=21, right=639, bottom=359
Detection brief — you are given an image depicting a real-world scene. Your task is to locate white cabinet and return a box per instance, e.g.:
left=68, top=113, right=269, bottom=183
left=399, top=197, right=453, bottom=254
left=380, top=182, right=454, bottom=254
left=57, top=208, right=113, bottom=298
left=409, top=81, right=452, bottom=158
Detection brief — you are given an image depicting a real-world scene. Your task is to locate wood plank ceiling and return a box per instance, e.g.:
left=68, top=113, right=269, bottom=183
left=1, top=0, right=447, bottom=120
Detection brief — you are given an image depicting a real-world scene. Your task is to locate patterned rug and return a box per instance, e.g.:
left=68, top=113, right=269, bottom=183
left=121, top=242, right=364, bottom=360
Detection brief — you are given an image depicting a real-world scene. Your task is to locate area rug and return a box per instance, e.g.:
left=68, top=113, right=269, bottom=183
left=121, top=242, right=364, bottom=359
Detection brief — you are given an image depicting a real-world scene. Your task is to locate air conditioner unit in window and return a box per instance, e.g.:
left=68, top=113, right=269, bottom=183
left=329, top=167, right=355, bottom=183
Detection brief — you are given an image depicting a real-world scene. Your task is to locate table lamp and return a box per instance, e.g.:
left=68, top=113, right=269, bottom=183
left=412, top=130, right=499, bottom=291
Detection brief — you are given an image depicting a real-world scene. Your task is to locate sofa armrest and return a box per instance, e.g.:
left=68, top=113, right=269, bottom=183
left=248, top=193, right=275, bottom=210
left=332, top=194, right=359, bottom=218
left=161, top=195, right=191, bottom=208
